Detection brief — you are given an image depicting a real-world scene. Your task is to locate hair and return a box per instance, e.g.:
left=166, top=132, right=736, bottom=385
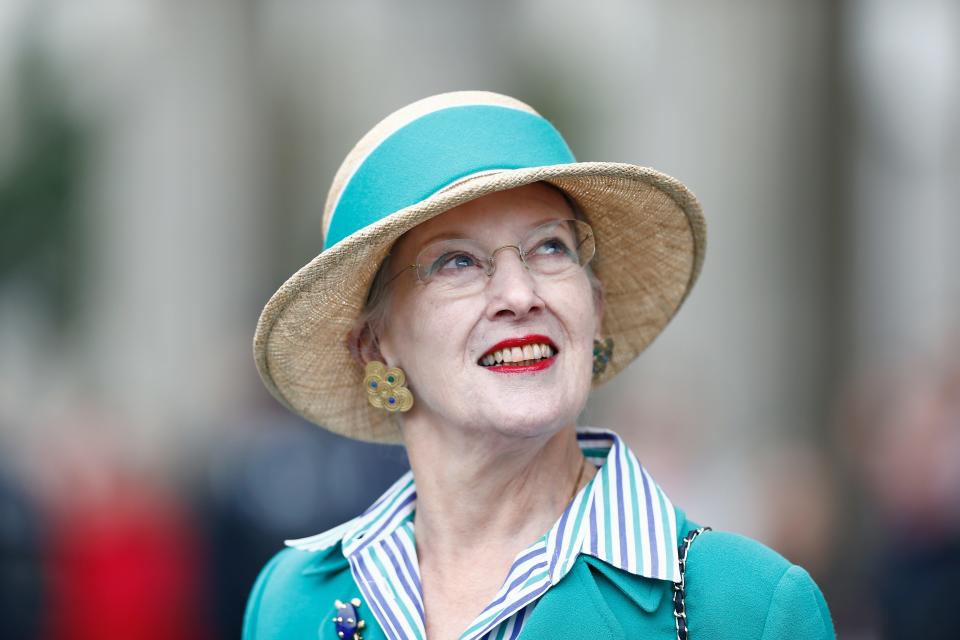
left=349, top=250, right=398, bottom=363
left=347, top=182, right=603, bottom=364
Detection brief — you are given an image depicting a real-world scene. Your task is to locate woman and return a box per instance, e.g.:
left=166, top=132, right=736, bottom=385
left=244, top=91, right=835, bottom=639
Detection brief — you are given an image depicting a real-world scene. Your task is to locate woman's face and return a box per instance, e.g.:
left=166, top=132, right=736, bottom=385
left=376, top=182, right=602, bottom=441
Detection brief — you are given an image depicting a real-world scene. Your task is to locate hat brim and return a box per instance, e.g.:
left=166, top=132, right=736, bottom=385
left=253, top=161, right=705, bottom=443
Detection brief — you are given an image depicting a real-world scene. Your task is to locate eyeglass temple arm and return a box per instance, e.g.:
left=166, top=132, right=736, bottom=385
left=383, top=263, right=417, bottom=287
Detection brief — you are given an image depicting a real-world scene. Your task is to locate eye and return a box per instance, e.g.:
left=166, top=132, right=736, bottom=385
left=432, top=251, right=480, bottom=273
left=531, top=237, right=575, bottom=259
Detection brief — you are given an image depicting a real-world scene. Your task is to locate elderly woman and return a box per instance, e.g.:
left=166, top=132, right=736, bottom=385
left=243, top=92, right=835, bottom=640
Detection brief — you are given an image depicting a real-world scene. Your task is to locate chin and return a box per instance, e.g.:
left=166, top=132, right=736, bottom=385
left=436, top=373, right=591, bottom=438
left=471, top=400, right=579, bottom=440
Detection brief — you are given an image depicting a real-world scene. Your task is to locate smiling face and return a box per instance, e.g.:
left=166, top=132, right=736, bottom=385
left=372, top=182, right=603, bottom=441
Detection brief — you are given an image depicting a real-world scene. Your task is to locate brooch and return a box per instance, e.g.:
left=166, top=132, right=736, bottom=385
left=332, top=598, right=365, bottom=640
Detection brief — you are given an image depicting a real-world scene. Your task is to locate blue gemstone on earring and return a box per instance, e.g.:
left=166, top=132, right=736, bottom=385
left=388, top=397, right=396, bottom=405
left=370, top=381, right=378, bottom=389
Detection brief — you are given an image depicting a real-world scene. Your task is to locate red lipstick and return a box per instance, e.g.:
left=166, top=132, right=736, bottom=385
left=479, top=334, right=558, bottom=374
left=486, top=357, right=556, bottom=374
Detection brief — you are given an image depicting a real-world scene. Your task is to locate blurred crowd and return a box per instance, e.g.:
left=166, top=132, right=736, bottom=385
left=2, top=351, right=958, bottom=638
left=0, top=405, right=411, bottom=639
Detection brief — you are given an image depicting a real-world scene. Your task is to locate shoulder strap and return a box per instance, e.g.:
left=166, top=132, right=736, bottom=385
left=672, top=526, right=712, bottom=640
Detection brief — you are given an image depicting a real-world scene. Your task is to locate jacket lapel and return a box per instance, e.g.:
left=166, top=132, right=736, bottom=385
left=579, top=555, right=665, bottom=613
left=520, top=558, right=627, bottom=640
left=518, top=553, right=672, bottom=639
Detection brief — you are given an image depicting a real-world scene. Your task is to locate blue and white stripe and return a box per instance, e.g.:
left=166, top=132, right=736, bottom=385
left=286, top=428, right=680, bottom=640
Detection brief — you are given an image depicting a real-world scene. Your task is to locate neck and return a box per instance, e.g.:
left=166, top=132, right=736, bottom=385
left=403, top=420, right=593, bottom=568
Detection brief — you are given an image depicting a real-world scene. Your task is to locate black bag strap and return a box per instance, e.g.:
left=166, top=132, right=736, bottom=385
left=672, top=527, right=712, bottom=640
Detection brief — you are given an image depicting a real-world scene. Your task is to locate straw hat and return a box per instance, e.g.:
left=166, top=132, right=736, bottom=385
left=253, top=91, right=705, bottom=444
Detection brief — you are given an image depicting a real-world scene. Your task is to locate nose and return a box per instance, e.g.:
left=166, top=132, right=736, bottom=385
left=483, top=247, right=544, bottom=320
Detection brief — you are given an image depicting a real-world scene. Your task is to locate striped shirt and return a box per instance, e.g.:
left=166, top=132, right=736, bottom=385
left=286, top=427, right=681, bottom=640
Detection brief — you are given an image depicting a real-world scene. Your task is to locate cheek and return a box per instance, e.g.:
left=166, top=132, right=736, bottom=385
left=378, top=290, right=422, bottom=364
left=386, top=294, right=475, bottom=371
left=556, top=284, right=601, bottom=379
left=554, top=278, right=600, bottom=339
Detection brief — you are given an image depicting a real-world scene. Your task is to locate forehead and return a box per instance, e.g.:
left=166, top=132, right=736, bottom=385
left=394, top=182, right=575, bottom=254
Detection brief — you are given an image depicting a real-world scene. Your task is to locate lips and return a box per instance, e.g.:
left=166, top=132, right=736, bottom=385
left=477, top=334, right=559, bottom=368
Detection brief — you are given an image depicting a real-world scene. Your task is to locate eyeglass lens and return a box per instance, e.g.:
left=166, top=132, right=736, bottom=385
left=414, top=219, right=595, bottom=293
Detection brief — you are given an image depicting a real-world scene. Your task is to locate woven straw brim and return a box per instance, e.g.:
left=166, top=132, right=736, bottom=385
left=254, top=162, right=705, bottom=444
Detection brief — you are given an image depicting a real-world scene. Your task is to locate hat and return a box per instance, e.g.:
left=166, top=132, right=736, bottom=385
left=253, top=91, right=705, bottom=443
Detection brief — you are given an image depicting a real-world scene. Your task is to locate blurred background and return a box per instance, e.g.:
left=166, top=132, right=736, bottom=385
left=1, top=0, right=958, bottom=638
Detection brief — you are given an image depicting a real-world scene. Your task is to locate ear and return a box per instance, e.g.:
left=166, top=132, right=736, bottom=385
left=347, top=320, right=384, bottom=367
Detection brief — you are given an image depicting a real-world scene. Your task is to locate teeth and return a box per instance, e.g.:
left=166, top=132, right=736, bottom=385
left=480, top=343, right=557, bottom=366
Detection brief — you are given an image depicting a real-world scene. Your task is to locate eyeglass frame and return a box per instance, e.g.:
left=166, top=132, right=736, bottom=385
left=381, top=218, right=596, bottom=290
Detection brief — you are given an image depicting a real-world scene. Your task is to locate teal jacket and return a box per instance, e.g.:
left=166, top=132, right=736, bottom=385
left=243, top=506, right=835, bottom=639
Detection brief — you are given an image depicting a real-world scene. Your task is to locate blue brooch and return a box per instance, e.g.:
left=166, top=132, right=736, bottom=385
left=332, top=598, right=365, bottom=640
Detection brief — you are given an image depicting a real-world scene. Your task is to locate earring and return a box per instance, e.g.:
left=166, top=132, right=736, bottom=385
left=363, top=361, right=414, bottom=412
left=593, top=337, right=614, bottom=378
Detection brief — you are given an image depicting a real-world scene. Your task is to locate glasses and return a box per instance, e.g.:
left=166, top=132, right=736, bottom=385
left=386, top=219, right=596, bottom=296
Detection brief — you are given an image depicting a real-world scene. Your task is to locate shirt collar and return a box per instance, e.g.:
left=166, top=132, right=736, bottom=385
left=546, top=427, right=681, bottom=584
left=286, top=427, right=681, bottom=584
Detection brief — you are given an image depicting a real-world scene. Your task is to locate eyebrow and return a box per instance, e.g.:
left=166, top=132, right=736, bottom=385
left=416, top=215, right=575, bottom=248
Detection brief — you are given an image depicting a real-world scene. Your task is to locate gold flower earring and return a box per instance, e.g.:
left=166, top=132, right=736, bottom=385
left=363, top=361, right=414, bottom=412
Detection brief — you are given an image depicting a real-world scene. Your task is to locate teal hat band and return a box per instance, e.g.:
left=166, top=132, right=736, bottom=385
left=324, top=105, right=576, bottom=249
